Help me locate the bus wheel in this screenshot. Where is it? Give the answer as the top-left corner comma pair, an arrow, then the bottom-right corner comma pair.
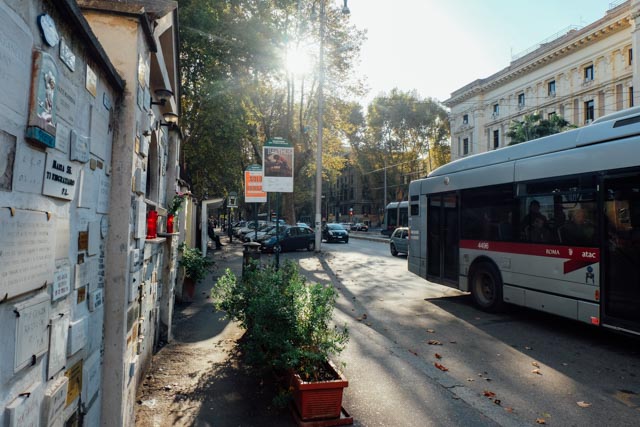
470,262 -> 504,312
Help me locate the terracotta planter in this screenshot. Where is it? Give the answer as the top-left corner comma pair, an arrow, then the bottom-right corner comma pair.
290,360 -> 348,421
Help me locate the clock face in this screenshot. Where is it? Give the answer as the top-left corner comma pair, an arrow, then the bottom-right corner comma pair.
38,14 -> 59,47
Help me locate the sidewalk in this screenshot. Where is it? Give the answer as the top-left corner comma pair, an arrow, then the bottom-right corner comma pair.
135,239 -> 294,427
136,233 -> 506,427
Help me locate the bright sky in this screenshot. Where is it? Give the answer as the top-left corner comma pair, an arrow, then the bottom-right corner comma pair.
347,0 -> 615,104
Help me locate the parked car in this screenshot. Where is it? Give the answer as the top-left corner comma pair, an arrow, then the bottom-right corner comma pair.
351,223 -> 368,231
322,223 -> 349,243
261,225 -> 315,252
389,227 -> 409,256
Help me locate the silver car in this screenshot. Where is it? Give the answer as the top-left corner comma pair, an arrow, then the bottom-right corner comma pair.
389,227 -> 409,256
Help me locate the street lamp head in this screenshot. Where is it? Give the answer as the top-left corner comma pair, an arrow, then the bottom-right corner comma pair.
341,0 -> 350,14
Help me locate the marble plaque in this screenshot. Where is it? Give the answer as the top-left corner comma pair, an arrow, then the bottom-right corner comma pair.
43,376 -> 68,425
97,174 -> 110,213
85,64 -> 96,97
90,106 -> 110,161
82,351 -> 100,403
0,2 -> 33,116
87,307 -> 103,355
67,317 -> 87,356
129,270 -> 141,303
65,359 -> 83,407
135,199 -> 146,240
0,129 -> 16,191
70,130 -> 90,163
14,294 -> 50,372
54,121 -> 70,154
43,151 -> 78,200
77,168 -> 98,209
26,51 -> 58,148
47,312 -> 69,378
74,258 -> 97,290
88,220 -> 100,256
133,167 -> 145,194
0,209 -> 56,299
59,39 -> 76,71
6,382 -> 42,427
55,78 -> 77,127
13,144 -> 45,194
54,218 -> 70,261
88,288 -> 103,311
52,263 -> 71,301
130,249 -> 142,272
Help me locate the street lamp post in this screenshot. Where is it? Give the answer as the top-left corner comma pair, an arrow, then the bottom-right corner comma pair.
315,0 -> 349,252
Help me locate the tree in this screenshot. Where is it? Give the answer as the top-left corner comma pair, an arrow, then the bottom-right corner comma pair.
506,113 -> 575,145
178,0 -> 365,223
360,90 -> 449,207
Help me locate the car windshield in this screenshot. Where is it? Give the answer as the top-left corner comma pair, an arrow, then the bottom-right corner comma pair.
327,224 -> 345,230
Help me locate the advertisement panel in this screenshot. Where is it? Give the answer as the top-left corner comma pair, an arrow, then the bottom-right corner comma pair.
244,164 -> 267,203
262,137 -> 293,193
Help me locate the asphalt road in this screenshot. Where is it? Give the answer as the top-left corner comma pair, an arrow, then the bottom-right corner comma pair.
275,236 -> 640,426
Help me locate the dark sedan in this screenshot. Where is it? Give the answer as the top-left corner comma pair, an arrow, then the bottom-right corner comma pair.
261,225 -> 315,252
322,223 -> 349,243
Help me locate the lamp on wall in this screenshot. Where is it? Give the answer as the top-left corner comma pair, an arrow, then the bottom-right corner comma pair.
151,88 -> 174,106
159,112 -> 179,128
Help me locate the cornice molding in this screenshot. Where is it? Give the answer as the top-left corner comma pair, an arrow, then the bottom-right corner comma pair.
445,8 -> 631,108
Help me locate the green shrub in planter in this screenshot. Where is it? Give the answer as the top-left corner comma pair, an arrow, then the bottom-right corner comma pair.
178,243 -> 213,283
212,261 -> 348,381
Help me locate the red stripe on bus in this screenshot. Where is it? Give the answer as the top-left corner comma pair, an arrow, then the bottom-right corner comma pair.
460,240 -> 599,274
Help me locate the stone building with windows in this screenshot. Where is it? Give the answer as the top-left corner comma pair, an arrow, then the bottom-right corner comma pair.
445,0 -> 638,160
0,1 -> 182,426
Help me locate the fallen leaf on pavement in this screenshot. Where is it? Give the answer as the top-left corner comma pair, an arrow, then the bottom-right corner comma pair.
536,418 -> 546,424
427,340 -> 442,345
355,317 -> 362,321
426,328 -> 435,333
532,369 -> 542,375
449,341 -> 457,344
577,401 -> 592,408
494,399 -> 501,405
483,390 -> 496,398
435,353 -> 442,359
532,362 -> 540,368
362,313 -> 368,319
505,407 -> 514,413
434,362 -> 449,372
525,346 -> 533,350
467,378 -> 474,382
408,349 -> 418,356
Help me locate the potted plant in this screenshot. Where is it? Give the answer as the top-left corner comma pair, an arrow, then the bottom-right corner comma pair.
178,243 -> 213,299
212,261 -> 349,421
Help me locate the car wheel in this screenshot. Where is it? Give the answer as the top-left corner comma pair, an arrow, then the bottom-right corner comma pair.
470,262 -> 505,312
390,243 -> 398,256
344,238 -> 349,243
274,243 -> 282,253
307,240 -> 315,251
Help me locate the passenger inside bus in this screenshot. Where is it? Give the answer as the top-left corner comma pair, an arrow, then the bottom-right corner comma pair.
527,216 -> 553,243
558,206 -> 596,246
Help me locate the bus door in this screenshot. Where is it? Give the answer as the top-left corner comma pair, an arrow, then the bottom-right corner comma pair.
427,192 -> 459,283
601,173 -> 640,333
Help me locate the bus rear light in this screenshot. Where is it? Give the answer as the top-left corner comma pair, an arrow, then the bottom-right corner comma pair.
590,316 -> 600,326
595,290 -> 600,301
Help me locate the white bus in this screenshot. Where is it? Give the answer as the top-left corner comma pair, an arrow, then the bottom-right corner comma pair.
408,107 -> 640,335
382,201 -> 408,235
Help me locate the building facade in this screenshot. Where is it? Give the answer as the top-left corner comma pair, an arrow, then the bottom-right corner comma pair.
445,0 -> 639,160
0,1 -> 182,426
